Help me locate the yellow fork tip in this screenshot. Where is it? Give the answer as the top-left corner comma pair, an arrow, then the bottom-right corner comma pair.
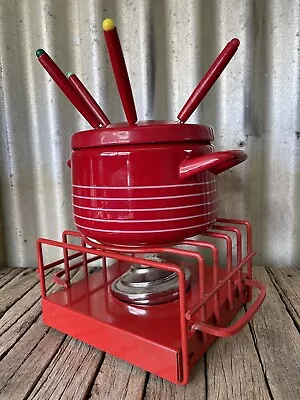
103,18 -> 115,31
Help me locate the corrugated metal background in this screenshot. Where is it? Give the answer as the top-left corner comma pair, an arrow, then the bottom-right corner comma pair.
0,0 -> 299,268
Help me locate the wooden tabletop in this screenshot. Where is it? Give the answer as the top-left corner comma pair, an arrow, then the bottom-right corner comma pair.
0,266 -> 299,399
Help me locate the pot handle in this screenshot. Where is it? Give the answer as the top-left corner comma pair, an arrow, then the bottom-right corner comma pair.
179,150 -> 247,180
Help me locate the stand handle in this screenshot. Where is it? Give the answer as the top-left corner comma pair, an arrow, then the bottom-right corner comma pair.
191,278 -> 266,338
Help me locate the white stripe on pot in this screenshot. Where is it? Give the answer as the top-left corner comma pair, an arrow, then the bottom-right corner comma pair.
75,221 -> 214,234
73,208 -> 217,223
72,181 -> 216,190
72,190 -> 216,201
72,198 -> 218,212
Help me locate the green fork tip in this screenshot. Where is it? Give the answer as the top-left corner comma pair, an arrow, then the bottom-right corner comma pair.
36,49 -> 45,57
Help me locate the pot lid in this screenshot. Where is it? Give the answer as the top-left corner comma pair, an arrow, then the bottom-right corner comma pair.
71,120 -> 214,149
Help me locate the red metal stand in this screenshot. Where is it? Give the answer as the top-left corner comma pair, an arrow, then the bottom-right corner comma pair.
37,218 -> 265,385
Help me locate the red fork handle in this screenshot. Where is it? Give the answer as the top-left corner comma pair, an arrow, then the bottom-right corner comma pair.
191,278 -> 266,338
177,38 -> 240,123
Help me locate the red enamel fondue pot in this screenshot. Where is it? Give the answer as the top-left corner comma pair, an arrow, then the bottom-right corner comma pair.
70,121 -> 247,245
36,20 -> 245,246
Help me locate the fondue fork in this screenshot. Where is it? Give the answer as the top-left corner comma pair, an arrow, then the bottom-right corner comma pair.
177,38 -> 240,123
103,18 -> 137,125
68,72 -> 110,127
36,49 -> 102,128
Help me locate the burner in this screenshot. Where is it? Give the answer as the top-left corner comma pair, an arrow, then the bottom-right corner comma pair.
111,254 -> 191,305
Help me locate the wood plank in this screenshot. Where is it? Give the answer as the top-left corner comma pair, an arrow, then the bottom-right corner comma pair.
0,267 -> 22,279
0,266 -> 99,399
0,314 -> 64,392
0,269 -> 52,337
0,299 -> 44,360
0,262 -> 90,322
206,309 -> 271,400
0,319 -> 65,400
28,337 -> 103,400
0,267 -> 15,277
0,267 -> 25,290
0,268 -> 82,359
90,354 -> 147,400
145,359 -> 206,399
267,268 -> 300,328
0,268 -> 86,398
0,268 -> 37,317
249,268 -> 300,399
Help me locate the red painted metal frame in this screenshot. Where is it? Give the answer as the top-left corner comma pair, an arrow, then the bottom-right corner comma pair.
37,218 -> 265,384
